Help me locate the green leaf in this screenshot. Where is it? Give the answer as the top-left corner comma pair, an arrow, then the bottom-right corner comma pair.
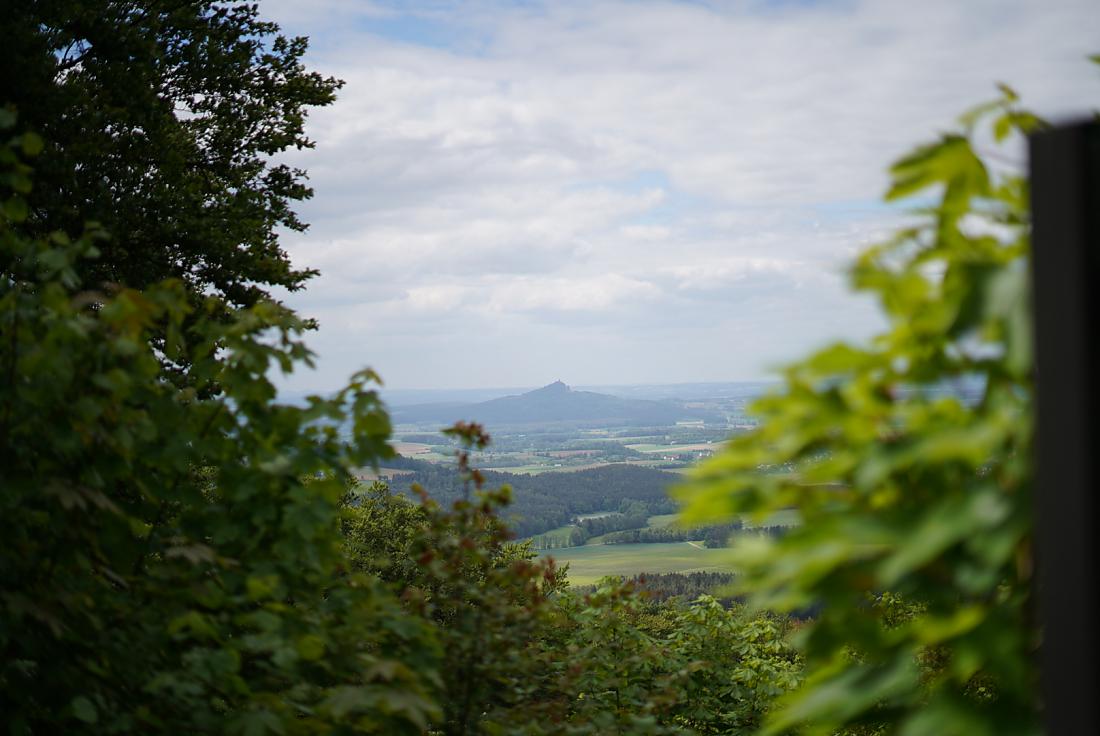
878,488 -> 1009,585
886,135 -> 989,209
322,686 -> 380,718
2,196 -> 28,222
229,709 -> 285,736
296,634 -> 325,661
21,132 -> 44,157
246,574 -> 281,601
995,82 -> 1019,102
71,696 -> 97,724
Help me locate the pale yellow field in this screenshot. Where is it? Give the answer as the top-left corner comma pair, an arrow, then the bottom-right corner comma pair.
542,542 -> 733,586
391,442 -> 432,455
626,442 -> 724,454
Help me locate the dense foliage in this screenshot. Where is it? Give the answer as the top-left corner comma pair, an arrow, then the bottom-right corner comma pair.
342,471 -> 805,736
1,1 -> 340,307
0,115 -> 441,733
679,87 -> 1046,735
512,587 -> 801,735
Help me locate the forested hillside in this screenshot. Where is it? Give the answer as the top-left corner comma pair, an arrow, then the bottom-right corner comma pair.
385,458 -> 677,536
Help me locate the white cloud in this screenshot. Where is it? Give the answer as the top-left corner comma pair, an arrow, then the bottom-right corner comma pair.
260,0 -> 1100,391
482,272 -> 662,313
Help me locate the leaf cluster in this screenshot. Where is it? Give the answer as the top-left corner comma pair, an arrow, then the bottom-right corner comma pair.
0,117 -> 439,734
677,86 -> 1047,735
2,1 -> 341,307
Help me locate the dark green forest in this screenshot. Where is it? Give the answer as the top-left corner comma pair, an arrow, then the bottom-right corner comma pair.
598,522 -> 762,548
385,458 -> 678,537
1,2 -> 1083,734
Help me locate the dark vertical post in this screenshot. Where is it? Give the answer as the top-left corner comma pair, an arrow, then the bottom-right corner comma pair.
1029,121 -> 1100,735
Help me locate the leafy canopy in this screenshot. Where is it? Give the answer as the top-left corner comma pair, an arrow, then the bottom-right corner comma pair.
1,1 -> 340,307
0,113 -> 440,734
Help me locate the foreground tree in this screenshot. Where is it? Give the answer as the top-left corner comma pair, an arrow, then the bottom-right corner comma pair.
0,117 -> 439,734
1,1 -> 340,307
679,86 -> 1048,735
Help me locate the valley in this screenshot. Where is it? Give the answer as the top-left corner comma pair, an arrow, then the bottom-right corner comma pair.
384,380 -> 764,475
372,380 -> 796,584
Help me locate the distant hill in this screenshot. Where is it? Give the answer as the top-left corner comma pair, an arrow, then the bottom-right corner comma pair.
391,380 -> 718,427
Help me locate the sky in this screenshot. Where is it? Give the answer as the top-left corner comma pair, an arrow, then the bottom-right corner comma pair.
261,0 -> 1099,392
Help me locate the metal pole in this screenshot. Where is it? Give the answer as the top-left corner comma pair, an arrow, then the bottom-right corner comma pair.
1029,120 -> 1099,735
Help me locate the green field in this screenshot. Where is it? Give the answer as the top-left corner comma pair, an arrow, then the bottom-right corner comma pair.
742,508 -> 801,528
623,443 -> 666,452
490,464 -> 559,475
529,524 -> 581,546
642,509 -> 801,529
540,541 -> 733,586
491,461 -> 619,475
576,511 -> 618,521
646,513 -> 679,528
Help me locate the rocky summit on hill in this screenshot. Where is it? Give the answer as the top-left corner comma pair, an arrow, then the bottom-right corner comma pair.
391,381 -> 718,427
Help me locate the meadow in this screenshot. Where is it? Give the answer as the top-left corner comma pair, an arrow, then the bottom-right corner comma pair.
530,524 -> 580,546
528,509 -> 798,552
491,460 -> 614,475
743,508 -> 801,528
646,513 -> 679,528
539,541 -> 733,586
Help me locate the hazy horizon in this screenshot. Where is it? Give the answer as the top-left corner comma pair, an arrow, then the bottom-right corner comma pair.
280,377 -> 782,407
